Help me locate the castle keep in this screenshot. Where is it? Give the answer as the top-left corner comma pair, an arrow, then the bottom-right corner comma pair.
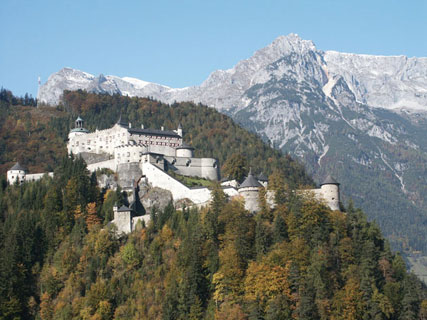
68,117 -> 219,181
7,116 -> 341,235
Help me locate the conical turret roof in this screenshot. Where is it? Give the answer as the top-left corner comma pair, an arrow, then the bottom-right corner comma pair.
320,175 -> 340,186
239,169 -> 263,189
10,162 -> 27,171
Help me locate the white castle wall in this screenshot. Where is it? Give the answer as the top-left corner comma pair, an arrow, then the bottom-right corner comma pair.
297,185 -> 340,211
222,186 -> 239,198
142,162 -> 211,205
164,156 -> 219,181
7,169 -> 26,184
7,170 -> 54,185
87,159 -> 116,172
114,144 -> 148,166
319,184 -> 340,211
26,172 -> 54,182
176,148 -> 193,158
68,123 -> 184,158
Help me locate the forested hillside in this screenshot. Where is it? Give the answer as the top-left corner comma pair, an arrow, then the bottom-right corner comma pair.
1,156 -> 426,319
0,90 -> 426,319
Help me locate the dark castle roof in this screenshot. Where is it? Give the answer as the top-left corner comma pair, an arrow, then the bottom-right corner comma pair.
239,169 -> 263,189
118,205 -> 133,212
10,162 -> 27,171
116,115 -> 181,138
70,127 -> 89,133
257,172 -> 268,182
176,143 -> 194,150
320,175 -> 340,186
127,127 -> 181,138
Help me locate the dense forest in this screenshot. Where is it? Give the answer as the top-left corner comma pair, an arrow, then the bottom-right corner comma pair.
0,90 -> 426,319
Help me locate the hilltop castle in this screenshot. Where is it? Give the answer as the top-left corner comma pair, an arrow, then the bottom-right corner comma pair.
7,116 -> 341,235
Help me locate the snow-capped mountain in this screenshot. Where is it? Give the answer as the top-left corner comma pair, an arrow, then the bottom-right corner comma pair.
39,34 -> 427,262
38,68 -> 172,106
39,34 -> 427,112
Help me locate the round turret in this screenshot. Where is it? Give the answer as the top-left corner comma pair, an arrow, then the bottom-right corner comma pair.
176,143 -> 194,158
238,169 -> 263,213
68,116 -> 89,140
320,175 -> 340,211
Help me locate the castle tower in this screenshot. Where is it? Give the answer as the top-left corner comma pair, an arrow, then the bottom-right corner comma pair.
176,143 -> 194,158
67,116 -> 89,154
319,175 -> 340,211
238,169 -> 263,213
7,162 -> 27,185
176,123 -> 183,137
68,116 -> 89,140
113,204 -> 133,234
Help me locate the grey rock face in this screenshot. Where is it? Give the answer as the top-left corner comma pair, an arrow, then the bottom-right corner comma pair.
117,163 -> 142,190
140,187 -> 173,214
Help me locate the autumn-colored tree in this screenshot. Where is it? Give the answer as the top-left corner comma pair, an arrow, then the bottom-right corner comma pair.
40,292 -> 53,320
244,261 -> 291,312
215,301 -> 247,320
85,202 -> 101,230
222,153 -> 248,183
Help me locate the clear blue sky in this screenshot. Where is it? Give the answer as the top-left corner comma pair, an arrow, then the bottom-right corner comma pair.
1,0 -> 426,97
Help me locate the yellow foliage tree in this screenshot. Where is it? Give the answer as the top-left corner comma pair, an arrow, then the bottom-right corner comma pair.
244,261 -> 291,311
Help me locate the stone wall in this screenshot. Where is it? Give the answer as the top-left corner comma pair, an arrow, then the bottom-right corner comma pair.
87,159 -> 116,172
26,172 -> 54,182
297,186 -> 340,211
164,156 -> 219,181
142,162 -> 211,205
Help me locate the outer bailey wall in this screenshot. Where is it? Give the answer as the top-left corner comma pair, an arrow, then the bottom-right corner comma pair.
297,186 -> 340,211
142,162 -> 211,204
165,156 -> 219,181
26,172 -> 54,181
87,159 -> 116,172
